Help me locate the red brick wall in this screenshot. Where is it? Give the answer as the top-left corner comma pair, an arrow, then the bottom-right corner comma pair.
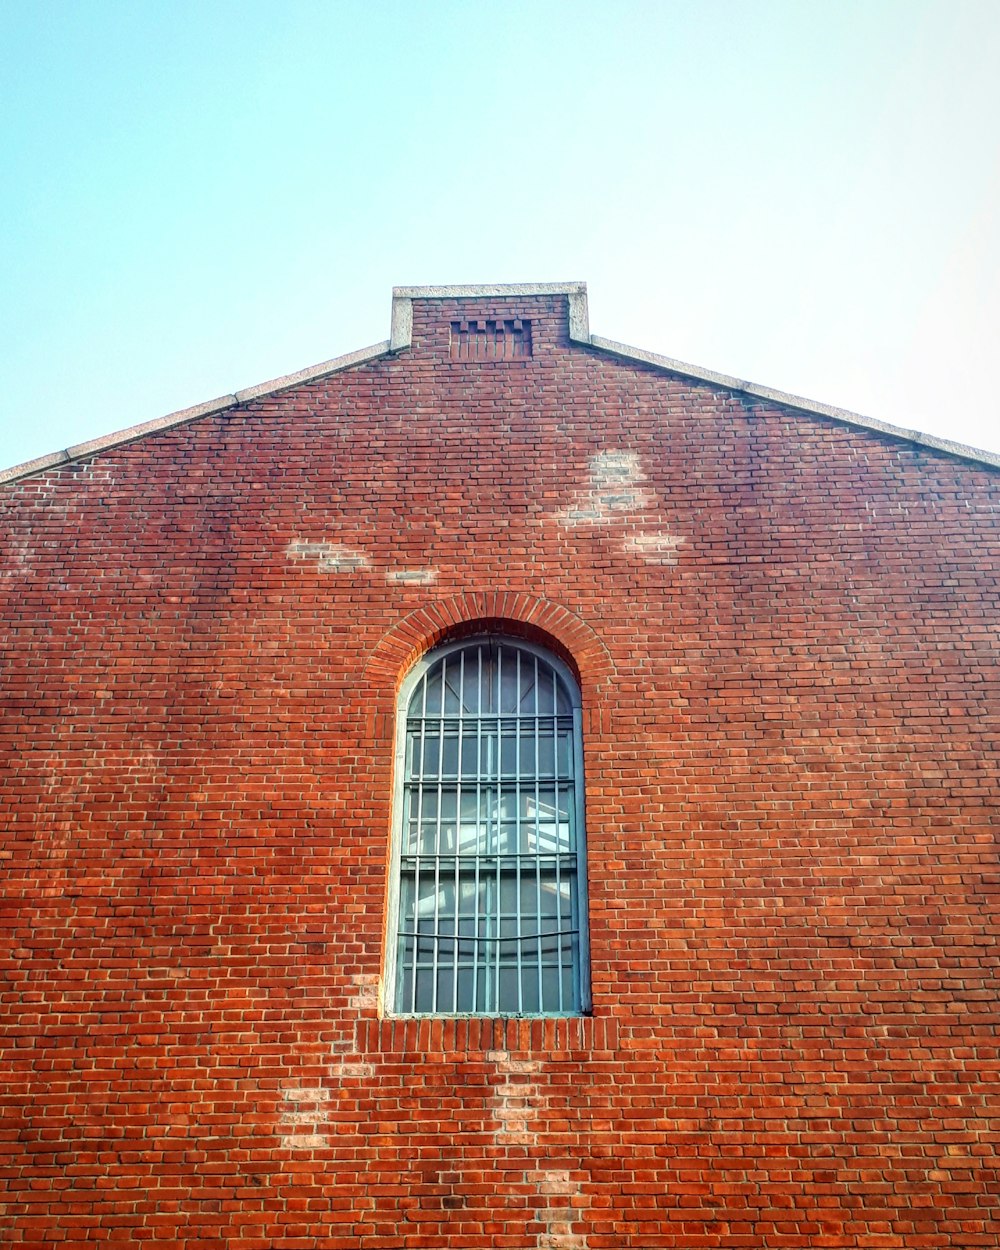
2,292 -> 998,1248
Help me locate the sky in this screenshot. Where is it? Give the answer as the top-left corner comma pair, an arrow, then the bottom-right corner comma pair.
2,0 -> 999,473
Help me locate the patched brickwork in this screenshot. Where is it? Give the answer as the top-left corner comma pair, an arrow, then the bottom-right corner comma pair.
1,289 -> 999,1248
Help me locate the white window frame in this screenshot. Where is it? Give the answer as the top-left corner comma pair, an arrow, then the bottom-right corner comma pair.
383,635 -> 591,1017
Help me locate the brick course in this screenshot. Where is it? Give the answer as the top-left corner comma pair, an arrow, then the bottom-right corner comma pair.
1,290 -> 998,1247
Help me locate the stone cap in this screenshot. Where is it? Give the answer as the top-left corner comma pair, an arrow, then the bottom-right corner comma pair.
389,283 -> 590,350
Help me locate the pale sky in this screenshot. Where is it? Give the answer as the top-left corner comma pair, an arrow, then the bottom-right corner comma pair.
2,0 -> 998,472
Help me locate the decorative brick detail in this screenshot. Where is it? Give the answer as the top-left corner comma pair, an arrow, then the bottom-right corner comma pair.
450,317 -> 532,360
363,592 -> 615,693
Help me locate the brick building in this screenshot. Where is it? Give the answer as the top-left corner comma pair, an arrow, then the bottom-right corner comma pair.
1,283 -> 998,1248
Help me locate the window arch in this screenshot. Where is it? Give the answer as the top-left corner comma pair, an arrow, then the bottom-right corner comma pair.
386,635 -> 590,1016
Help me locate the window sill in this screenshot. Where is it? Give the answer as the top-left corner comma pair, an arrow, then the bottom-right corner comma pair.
356,1015 -> 617,1057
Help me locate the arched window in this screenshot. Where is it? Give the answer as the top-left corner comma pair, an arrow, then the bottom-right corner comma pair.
386,636 -> 589,1016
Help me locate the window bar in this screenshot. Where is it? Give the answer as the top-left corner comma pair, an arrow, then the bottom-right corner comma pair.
552,662 -> 564,1014
410,685 -> 422,1015
453,645 -> 465,1011
415,669 -> 428,1014
472,644 -> 483,1013
492,646 -> 502,1012
432,657 -> 447,1012
533,656 -> 545,1012
509,648 -> 524,1015
410,668 -> 430,1013
507,646 -> 515,1011
572,701 -> 586,1012
399,784 -> 410,1012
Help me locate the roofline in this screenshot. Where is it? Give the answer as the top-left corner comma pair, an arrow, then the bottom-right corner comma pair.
587,336 -> 1000,470
2,282 -> 998,486
0,340 -> 391,486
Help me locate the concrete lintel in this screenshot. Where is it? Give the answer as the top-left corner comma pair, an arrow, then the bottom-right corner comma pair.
588,335 -> 1000,471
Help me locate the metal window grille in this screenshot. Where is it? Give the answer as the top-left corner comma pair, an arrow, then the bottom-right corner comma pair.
389,637 -> 588,1015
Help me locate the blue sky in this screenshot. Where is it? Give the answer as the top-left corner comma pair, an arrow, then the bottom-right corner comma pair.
2,0 -> 998,471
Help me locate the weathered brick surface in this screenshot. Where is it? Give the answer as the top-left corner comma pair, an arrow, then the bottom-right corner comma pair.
1,292 -> 998,1247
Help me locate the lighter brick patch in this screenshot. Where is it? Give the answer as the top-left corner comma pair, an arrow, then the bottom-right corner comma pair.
387,568 -> 438,585
280,1085 -> 330,1104
496,1056 -> 543,1074
329,1061 -> 375,1079
280,1108 -> 327,1126
555,451 -> 683,569
491,1055 -> 545,1145
535,1166 -> 589,1249
557,450 -> 653,526
348,972 -> 380,1011
487,1062 -> 590,1245
538,1170 -> 572,1194
286,539 -> 370,572
591,449 -> 642,484
0,534 -> 35,580
625,531 -> 685,563
282,1132 -> 328,1149
278,1085 -> 330,1149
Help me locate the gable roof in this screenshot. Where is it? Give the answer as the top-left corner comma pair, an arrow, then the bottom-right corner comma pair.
2,282 -> 998,487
